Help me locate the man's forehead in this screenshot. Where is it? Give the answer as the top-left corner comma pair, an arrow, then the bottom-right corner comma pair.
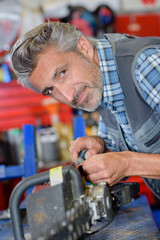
29,51 -> 72,90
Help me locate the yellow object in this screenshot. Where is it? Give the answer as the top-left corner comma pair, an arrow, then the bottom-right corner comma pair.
54,122 -> 73,162
0,68 -> 4,82
49,166 -> 63,186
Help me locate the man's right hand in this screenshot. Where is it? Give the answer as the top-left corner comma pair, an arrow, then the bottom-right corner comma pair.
69,135 -> 107,166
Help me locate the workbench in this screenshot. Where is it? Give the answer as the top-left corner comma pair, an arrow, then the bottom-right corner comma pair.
0,195 -> 159,240
90,194 -> 160,240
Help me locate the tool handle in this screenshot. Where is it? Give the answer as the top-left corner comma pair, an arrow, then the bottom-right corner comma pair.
76,148 -> 88,165
78,148 -> 88,160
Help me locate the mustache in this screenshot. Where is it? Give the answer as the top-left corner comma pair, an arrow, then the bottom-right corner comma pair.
71,86 -> 86,106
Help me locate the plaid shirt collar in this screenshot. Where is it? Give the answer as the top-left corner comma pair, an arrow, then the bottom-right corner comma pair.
96,35 -> 125,110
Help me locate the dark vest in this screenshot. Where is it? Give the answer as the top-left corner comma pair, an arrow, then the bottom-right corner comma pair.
97,34 -> 160,199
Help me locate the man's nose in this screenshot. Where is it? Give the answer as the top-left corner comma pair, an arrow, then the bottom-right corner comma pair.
55,83 -> 75,103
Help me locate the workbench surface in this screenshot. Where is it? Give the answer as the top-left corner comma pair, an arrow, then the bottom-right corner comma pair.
0,195 -> 160,240
90,194 -> 160,240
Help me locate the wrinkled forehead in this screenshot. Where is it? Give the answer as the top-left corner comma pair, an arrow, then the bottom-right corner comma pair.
28,49 -> 76,91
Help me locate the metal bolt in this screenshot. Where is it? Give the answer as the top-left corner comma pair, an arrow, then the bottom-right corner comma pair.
68,223 -> 74,232
50,229 -> 56,235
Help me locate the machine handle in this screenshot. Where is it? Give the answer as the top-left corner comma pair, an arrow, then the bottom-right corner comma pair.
9,165 -> 83,240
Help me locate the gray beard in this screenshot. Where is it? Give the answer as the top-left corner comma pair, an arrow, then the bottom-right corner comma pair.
71,53 -> 103,112
72,84 -> 102,112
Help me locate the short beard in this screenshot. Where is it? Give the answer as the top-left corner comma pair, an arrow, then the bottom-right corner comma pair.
71,52 -> 103,112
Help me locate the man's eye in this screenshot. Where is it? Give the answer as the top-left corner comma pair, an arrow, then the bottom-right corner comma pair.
46,87 -> 54,95
60,70 -> 66,78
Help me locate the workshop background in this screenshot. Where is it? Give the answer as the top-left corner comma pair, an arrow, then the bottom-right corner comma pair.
0,0 -> 160,230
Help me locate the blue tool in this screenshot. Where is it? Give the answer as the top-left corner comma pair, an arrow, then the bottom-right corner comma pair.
76,148 -> 88,165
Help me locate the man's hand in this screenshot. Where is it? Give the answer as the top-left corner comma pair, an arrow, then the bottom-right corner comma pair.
70,136 -> 160,186
80,151 -> 130,186
69,136 -> 107,165
70,135 -> 129,185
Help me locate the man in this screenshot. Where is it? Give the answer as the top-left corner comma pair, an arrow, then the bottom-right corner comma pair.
11,21 -> 160,199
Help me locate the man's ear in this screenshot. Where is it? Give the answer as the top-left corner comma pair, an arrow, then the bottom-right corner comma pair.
77,35 -> 94,59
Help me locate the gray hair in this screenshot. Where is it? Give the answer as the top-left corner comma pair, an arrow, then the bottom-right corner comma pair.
11,21 -> 96,92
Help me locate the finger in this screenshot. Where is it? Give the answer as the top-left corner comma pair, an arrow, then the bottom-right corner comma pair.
83,166 -> 107,180
85,174 -> 116,186
81,153 -> 106,171
81,156 -> 99,172
71,151 -> 79,164
90,174 -> 120,186
85,148 -> 100,159
84,172 -> 111,184
70,136 -> 104,155
69,140 -> 80,153
69,138 -> 89,161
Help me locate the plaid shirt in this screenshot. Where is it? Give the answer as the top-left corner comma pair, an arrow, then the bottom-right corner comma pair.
96,37 -> 160,152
